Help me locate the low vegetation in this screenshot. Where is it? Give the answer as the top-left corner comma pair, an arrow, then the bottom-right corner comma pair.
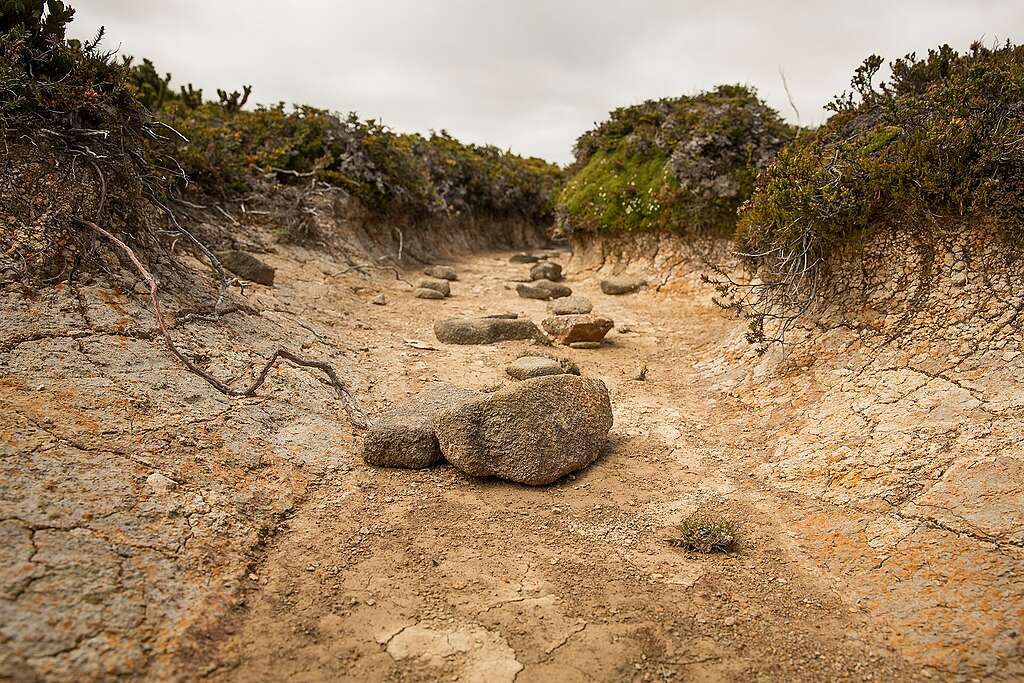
669,512 -> 739,554
556,85 -> 795,238
1,1 -> 561,282
719,41 -> 1024,346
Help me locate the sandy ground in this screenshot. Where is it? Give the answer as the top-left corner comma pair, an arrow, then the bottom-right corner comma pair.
2,242 -> 1021,682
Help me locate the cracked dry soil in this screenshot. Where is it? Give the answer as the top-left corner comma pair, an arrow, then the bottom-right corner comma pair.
1,241 -> 1022,682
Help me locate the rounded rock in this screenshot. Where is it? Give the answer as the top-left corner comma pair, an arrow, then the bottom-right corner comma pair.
416,278 -> 451,297
547,296 -> 593,315
506,356 -> 566,380
435,374 -> 613,485
529,262 -> 563,282
424,265 -> 458,281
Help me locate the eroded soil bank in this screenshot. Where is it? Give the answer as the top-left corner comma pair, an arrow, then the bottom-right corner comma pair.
2,227 -> 1022,681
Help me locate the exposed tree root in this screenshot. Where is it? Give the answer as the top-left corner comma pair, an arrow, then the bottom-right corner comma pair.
76,218 -> 369,430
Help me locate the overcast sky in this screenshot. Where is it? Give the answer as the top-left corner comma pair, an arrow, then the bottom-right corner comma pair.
71,1 -> 1023,165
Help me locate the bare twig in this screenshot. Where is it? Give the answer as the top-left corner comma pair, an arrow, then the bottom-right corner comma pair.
778,66 -> 802,140
76,218 -> 368,430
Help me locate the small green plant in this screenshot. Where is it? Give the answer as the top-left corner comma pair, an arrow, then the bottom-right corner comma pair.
669,513 -> 739,553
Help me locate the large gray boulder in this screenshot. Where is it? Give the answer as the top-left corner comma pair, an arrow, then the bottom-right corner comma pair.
434,317 -> 543,345
542,315 -> 614,345
600,276 -> 645,295
217,250 -> 275,286
435,375 -> 613,485
516,279 -> 572,301
547,296 -> 593,315
416,277 -> 451,297
363,383 -> 480,469
424,265 -> 458,281
529,262 -> 563,282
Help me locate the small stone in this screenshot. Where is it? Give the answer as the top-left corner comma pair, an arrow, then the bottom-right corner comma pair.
415,278 -> 451,297
517,279 -> 572,300
362,383 -> 480,469
506,356 -> 566,380
146,472 -> 178,491
530,262 -> 563,282
569,341 -> 602,349
600,276 -> 645,295
434,318 -> 544,345
483,313 -> 519,319
424,265 -> 458,281
371,293 -> 387,306
542,315 -> 614,345
216,250 -> 275,286
414,288 -> 445,300
548,296 -> 593,315
509,253 -> 539,263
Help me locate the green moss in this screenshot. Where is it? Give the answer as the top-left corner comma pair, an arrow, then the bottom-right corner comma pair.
559,147 -> 677,233
558,85 -> 795,237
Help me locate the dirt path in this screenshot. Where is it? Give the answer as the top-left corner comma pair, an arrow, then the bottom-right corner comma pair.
5,243 -> 1020,682
179,249 -> 925,682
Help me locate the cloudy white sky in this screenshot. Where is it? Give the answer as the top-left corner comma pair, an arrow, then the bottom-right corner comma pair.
71,1 -> 1023,165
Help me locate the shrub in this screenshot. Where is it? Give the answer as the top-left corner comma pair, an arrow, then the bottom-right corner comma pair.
729,41 -> 1024,346
1,0 -> 171,280
2,6 -> 560,281
155,92 -> 560,224
557,85 -> 795,237
669,512 -> 739,553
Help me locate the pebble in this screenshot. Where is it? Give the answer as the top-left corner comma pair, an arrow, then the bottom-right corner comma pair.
146,472 -> 178,491
569,341 -> 602,349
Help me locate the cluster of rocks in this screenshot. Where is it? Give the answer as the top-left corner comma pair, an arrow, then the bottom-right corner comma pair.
363,364 -> 613,485
414,265 -> 458,300
534,294 -> 614,348
515,260 -> 572,301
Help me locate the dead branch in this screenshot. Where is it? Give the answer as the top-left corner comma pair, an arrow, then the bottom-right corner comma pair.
76,218 -> 368,430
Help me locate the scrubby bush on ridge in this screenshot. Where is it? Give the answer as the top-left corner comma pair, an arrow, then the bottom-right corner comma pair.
721,41 -> 1024,347
736,41 -> 1024,257
1,1 -> 562,283
556,85 -> 795,238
